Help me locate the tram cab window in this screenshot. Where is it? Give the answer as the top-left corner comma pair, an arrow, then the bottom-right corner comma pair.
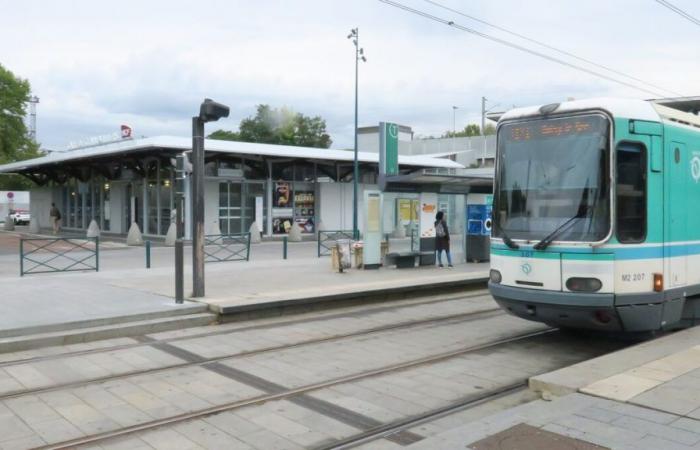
616,142 -> 646,243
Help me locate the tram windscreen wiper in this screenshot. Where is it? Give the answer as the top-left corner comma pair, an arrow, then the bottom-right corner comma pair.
498,226 -> 519,249
533,207 -> 588,251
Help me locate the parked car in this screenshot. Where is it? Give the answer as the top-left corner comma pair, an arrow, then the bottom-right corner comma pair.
9,209 -> 30,225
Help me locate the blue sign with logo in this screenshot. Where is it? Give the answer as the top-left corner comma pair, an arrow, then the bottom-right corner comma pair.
467,204 -> 492,236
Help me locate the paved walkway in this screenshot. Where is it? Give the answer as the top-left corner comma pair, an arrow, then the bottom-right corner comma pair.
410,325 -> 700,449
0,229 -> 488,334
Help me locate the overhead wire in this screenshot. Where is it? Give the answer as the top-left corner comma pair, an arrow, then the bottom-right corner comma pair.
378,0 -> 674,98
423,0 -> 683,97
655,0 -> 700,27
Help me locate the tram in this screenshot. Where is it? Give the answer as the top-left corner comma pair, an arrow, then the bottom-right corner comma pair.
488,97 -> 700,332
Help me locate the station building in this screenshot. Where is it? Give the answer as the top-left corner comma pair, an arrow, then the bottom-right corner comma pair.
0,135 -> 486,240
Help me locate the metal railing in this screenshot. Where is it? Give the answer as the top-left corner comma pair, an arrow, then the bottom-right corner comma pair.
318,230 -> 354,257
20,237 -> 99,276
204,233 -> 251,263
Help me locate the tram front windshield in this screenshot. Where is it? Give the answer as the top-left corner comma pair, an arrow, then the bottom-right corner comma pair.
494,114 -> 610,242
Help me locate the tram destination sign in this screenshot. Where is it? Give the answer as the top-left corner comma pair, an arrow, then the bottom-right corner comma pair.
508,115 -> 605,142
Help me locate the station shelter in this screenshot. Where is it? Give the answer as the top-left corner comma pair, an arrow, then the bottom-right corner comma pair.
0,136 -> 472,240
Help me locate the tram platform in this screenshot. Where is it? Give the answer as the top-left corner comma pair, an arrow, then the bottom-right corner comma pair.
408,325 -> 700,449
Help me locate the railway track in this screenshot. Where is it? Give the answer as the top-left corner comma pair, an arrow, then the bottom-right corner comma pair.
0,289 -> 493,369
37,328 -> 556,450
318,383 -> 528,449
0,304 -> 505,401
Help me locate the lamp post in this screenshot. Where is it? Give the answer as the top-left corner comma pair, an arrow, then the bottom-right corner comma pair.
348,28 -> 366,240
480,97 -> 501,165
191,98 -> 230,298
452,106 -> 458,153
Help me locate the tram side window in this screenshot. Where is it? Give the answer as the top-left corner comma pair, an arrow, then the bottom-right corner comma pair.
616,142 -> 646,243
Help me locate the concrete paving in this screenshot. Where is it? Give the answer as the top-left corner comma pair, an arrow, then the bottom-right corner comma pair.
407,393 -> 700,450
405,324 -> 700,449
0,229 -> 487,343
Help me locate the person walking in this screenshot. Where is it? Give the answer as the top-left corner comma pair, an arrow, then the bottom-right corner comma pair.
435,211 -> 453,268
49,203 -> 61,234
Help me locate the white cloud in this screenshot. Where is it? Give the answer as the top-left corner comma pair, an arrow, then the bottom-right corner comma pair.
1,0 -> 698,149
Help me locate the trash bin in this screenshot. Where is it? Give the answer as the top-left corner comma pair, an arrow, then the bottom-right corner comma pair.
353,241 -> 363,269
336,239 -> 352,271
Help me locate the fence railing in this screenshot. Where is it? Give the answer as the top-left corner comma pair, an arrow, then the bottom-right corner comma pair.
318,230 -> 354,257
20,237 -> 99,276
204,233 -> 251,263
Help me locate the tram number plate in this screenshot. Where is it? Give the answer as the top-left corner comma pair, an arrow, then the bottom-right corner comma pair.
621,273 -> 645,282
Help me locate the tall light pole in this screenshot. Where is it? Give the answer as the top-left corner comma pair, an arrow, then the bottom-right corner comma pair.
348,28 -> 366,240
480,97 -> 499,166
452,106 -> 458,152
191,98 -> 229,298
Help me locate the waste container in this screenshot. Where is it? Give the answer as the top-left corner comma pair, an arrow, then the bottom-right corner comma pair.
336,239 -> 352,271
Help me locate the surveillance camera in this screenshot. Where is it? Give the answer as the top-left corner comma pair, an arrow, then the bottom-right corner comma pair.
199,98 -> 230,123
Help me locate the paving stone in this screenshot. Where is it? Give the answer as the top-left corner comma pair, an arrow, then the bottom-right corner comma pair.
574,406 -> 624,424
0,434 -> 47,450
0,414 -> 36,442
204,411 -> 263,437
173,419 -> 253,450
594,398 -> 679,424
5,395 -> 62,425
672,418 -> 700,434
612,415 -> 700,446
236,429 -> 305,450
137,428 -> 204,450
631,434 -> 697,450
30,417 -> 84,443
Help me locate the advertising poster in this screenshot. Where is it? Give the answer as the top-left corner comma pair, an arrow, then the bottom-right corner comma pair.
397,199 -> 412,224
272,181 -> 293,234
294,191 -> 315,233
419,193 -> 438,238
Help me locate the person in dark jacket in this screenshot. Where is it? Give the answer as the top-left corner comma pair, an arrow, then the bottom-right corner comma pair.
434,211 -> 453,267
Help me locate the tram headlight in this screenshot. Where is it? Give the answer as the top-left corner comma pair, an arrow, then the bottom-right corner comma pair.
566,277 -> 602,292
490,269 -> 502,284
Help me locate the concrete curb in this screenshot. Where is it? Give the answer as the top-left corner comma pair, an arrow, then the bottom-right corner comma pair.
0,303 -> 208,339
207,274 -> 489,316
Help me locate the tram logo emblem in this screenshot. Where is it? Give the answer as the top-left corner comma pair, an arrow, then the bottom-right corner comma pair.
520,262 -> 532,275
691,155 -> 700,183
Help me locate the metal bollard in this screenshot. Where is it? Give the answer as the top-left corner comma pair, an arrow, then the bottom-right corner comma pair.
283,236 -> 288,259
145,240 -> 151,269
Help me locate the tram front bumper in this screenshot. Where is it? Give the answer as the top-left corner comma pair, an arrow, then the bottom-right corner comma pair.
488,282 -> 623,331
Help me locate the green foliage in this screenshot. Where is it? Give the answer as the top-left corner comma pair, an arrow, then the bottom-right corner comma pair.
208,104 -> 332,148
0,64 -> 40,190
443,122 -> 496,138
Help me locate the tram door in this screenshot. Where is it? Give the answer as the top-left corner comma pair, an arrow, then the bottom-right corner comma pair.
668,142 -> 687,287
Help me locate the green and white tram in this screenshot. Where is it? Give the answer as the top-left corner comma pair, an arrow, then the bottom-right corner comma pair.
489,97 -> 700,332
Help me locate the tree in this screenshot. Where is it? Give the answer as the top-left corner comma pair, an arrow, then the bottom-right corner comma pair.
208,104 -> 332,148
442,122 -> 496,138
0,64 -> 41,190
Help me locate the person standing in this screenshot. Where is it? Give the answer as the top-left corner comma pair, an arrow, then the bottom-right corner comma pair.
434,211 -> 453,268
49,203 -> 61,234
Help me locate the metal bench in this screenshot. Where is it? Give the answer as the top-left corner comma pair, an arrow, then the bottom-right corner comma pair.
385,251 -> 434,269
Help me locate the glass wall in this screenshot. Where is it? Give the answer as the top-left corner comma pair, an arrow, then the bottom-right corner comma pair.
219,181 -> 267,235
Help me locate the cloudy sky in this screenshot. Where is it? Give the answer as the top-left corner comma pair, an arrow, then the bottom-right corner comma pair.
1,0 -> 698,150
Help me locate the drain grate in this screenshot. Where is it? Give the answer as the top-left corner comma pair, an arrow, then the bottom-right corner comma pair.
467,423 -> 609,450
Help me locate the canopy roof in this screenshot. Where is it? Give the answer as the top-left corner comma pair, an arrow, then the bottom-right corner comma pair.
0,135 -> 463,174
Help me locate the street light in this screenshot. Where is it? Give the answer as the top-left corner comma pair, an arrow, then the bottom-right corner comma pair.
191,98 -> 229,298
452,106 -> 458,153
348,27 -> 366,241
480,97 -> 500,166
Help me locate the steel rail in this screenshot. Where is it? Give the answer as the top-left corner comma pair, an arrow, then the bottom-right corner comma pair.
37,328 -> 556,450
0,306 -> 508,402
0,289 -> 493,368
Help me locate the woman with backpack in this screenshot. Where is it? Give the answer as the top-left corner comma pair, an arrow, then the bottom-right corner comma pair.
434,211 -> 453,268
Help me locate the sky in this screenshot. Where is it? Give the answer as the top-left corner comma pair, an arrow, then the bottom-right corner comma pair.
1,0 -> 699,150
